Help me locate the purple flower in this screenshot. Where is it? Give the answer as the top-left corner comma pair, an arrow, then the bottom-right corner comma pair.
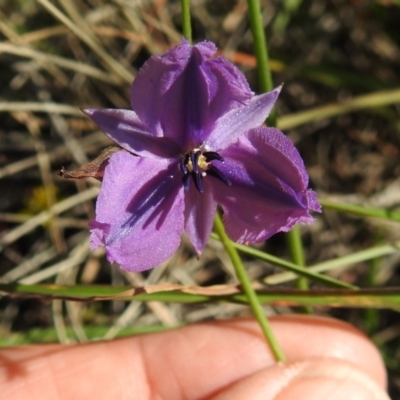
84,40 -> 320,272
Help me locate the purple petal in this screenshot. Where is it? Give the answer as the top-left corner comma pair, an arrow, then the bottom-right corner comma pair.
130,40 -> 253,149
184,179 -> 218,254
211,127 -> 320,243
90,151 -> 184,271
205,87 -> 281,151
83,109 -> 180,159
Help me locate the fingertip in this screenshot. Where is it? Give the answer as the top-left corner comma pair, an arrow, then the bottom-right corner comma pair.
212,359 -> 390,400
268,314 -> 388,389
278,359 -> 390,400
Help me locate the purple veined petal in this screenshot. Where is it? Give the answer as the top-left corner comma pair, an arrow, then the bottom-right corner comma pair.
184,179 -> 218,255
200,54 -> 253,115
217,184 -> 317,244
130,40 -> 253,149
210,127 -> 320,244
83,109 -> 180,159
205,86 -> 282,151
90,150 -> 184,271
187,49 -> 253,145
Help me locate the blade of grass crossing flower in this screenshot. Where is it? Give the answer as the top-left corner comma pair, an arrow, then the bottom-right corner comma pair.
180,0 -> 192,43
213,213 -> 286,362
246,0 -> 273,92
246,0 -> 309,298
246,0 -> 277,127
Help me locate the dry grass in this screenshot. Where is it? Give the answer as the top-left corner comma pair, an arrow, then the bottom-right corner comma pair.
1,0 -> 400,395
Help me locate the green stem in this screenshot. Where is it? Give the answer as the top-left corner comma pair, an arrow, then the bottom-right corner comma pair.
246,0 -> 276,126
286,226 -> 306,285
286,226 -> 312,313
285,226 -> 305,265
180,0 -> 192,43
214,213 -> 285,362
246,0 -> 273,92
364,232 -> 381,333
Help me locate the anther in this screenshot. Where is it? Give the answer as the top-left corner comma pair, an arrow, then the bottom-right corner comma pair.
204,151 -> 224,162
180,149 -> 229,193
180,155 -> 191,190
183,173 -> 191,191
179,155 -> 189,175
192,171 -> 204,193
191,151 -> 201,174
208,165 -> 232,186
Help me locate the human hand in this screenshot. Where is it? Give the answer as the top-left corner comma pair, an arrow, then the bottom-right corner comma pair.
1,315 -> 389,399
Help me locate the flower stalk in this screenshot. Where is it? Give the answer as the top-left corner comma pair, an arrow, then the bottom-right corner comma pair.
214,212 -> 286,362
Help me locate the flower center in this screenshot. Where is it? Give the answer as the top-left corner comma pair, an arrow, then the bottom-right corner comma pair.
179,149 -> 231,193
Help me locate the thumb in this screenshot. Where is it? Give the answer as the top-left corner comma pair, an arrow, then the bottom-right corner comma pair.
212,358 -> 390,400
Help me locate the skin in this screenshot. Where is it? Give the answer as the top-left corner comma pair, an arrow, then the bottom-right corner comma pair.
0,315 -> 389,400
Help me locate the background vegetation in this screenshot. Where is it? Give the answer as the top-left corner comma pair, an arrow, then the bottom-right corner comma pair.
1,0 -> 400,396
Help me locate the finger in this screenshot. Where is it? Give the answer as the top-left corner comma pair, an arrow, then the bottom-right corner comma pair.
137,315 -> 387,399
267,314 -> 387,385
0,315 -> 387,400
212,359 -> 390,400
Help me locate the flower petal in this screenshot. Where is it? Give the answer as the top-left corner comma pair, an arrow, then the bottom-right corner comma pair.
90,151 -> 184,271
184,179 -> 218,254
130,40 -> 253,148
83,109 -> 180,159
205,87 -> 281,151
211,127 -> 320,243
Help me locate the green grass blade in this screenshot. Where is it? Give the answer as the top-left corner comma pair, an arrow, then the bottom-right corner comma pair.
320,199 -> 400,221
210,234 -> 356,289
278,87 -> 400,130
266,242 -> 400,285
2,284 -> 400,309
180,0 -> 192,42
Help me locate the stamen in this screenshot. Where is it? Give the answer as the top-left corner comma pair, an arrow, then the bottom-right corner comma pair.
180,149 -> 229,193
191,151 -> 201,174
192,171 -> 204,193
208,165 -> 232,186
204,151 -> 224,162
183,172 -> 191,191
179,155 -> 189,175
